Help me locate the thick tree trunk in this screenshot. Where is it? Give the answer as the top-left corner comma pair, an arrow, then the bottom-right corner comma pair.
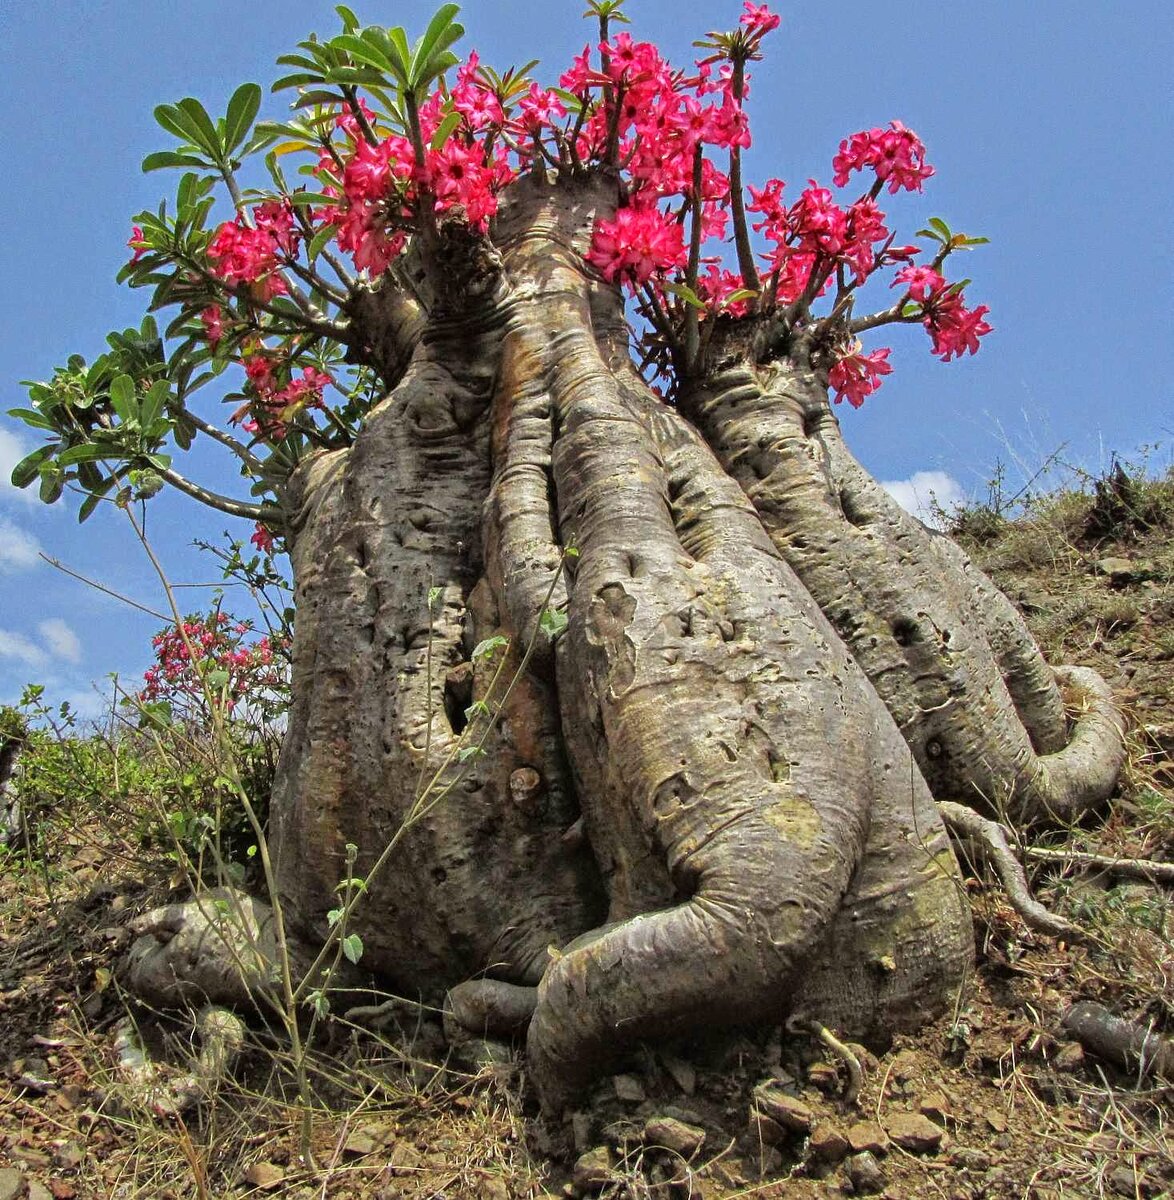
678,344 -> 1124,824
266,176 -> 975,1114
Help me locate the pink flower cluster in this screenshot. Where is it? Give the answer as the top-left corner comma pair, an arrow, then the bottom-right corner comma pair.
230,351 -> 332,443
832,121 -> 935,194
893,266 -> 993,360
207,201 -> 299,300
829,347 -> 893,408
140,612 -> 285,713
585,203 -> 688,287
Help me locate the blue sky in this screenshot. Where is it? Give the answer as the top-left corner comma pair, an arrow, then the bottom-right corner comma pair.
1,1 -> 1171,717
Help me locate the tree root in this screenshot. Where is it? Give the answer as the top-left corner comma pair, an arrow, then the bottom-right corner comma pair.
112,1006 -> 247,1117
938,801 -> 1090,944
1024,846 -> 1174,887
1062,1000 -> 1174,1081
786,1015 -> 864,1106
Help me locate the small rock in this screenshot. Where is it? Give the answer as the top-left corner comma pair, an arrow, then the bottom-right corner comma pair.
1052,1042 -> 1084,1073
950,1147 -> 992,1172
642,1116 -> 705,1158
748,1111 -> 786,1147
889,1048 -> 920,1082
342,1131 -> 378,1157
659,1049 -> 696,1095
570,1111 -> 593,1154
612,1074 -> 645,1103
0,1168 -> 24,1200
992,1133 -> 1014,1151
477,1178 -> 510,1200
52,1141 -> 85,1170
809,1122 -> 851,1164
984,1108 -> 1008,1133
27,1183 -> 53,1200
243,1162 -> 286,1191
572,1147 -> 615,1193
753,1086 -> 814,1133
846,1121 -> 889,1155
807,1060 -> 840,1091
845,1151 -> 888,1195
1094,557 -> 1136,582
886,1112 -> 944,1153
919,1090 -> 954,1123
1108,1166 -> 1141,1197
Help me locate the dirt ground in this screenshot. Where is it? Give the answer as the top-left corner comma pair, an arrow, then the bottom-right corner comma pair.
2,474 -> 1171,1199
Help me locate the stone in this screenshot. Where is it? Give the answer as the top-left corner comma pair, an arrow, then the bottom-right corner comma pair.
242,1162 -> 286,1191
477,1178 -> 510,1200
0,1168 -> 25,1200
659,1049 -> 696,1095
918,1090 -> 954,1123
572,1147 -> 615,1193
748,1111 -> 786,1147
845,1151 -> 888,1194
1052,1042 -> 1084,1073
886,1112 -> 944,1153
612,1074 -> 645,1103
753,1086 -> 814,1133
28,1183 -> 54,1200
950,1147 -> 992,1172
809,1122 -> 851,1164
846,1121 -> 889,1155
1094,557 -> 1136,582
1108,1166 -> 1142,1197
570,1111 -> 593,1154
342,1131 -> 378,1157
806,1061 -> 840,1091
642,1117 -> 705,1158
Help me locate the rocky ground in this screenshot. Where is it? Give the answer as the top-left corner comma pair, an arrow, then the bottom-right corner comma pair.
1,466 -> 1171,1199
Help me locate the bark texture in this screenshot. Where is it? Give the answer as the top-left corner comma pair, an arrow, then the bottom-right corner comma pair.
679,346 -> 1124,824
249,175 -> 1118,1115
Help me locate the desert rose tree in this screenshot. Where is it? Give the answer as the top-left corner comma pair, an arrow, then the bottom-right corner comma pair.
10,2 -> 1124,1112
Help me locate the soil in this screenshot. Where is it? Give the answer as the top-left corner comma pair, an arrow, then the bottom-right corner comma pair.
1,476 -> 1171,1199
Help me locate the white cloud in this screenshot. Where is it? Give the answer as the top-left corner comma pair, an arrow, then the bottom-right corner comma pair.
881,470 -> 967,529
0,516 -> 42,572
0,427 -> 40,506
0,628 -> 48,669
38,618 -> 82,664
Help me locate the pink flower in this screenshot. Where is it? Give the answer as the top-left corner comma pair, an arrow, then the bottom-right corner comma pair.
829,347 -> 893,408
127,226 -> 149,263
586,202 -> 688,288
518,83 -> 567,129
926,298 -> 992,361
832,121 -> 934,193
200,305 -> 223,348
893,264 -> 945,302
250,522 -> 275,554
740,3 -> 781,36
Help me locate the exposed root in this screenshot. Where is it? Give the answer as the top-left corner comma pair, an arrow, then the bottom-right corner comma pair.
939,801 -> 1090,944
112,1006 -> 247,1117
1063,1000 -> 1174,1081
786,1014 -> 864,1106
1023,846 -> 1174,886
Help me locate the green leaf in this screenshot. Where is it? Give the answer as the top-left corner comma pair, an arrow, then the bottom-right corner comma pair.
57,444 -> 111,467
177,97 -> 224,160
38,465 -> 64,504
307,223 -> 338,264
336,5 -> 361,33
224,82 -> 263,155
327,907 -> 344,927
206,668 -> 231,689
409,4 -> 464,91
429,110 -> 462,149
463,699 -> 490,722
142,150 -> 210,172
6,407 -> 56,431
428,585 -> 443,609
457,744 -> 485,763
662,282 -> 706,310
9,445 -> 56,489
341,933 -> 364,964
140,380 -> 171,430
928,216 -> 952,240
540,608 -> 569,639
109,375 -> 140,425
471,635 -> 508,661
330,33 -> 398,78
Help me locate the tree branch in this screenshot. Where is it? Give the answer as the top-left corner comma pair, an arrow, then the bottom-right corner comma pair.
159,466 -> 269,522
181,410 -> 264,474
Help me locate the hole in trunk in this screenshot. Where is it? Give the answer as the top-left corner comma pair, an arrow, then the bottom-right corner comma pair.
892,618 -> 919,647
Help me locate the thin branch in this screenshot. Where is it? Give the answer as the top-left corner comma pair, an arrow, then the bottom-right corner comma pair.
1025,845 -> 1174,887
39,554 -> 170,621
182,410 -> 264,474
159,466 -> 268,522
848,302 -> 920,336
